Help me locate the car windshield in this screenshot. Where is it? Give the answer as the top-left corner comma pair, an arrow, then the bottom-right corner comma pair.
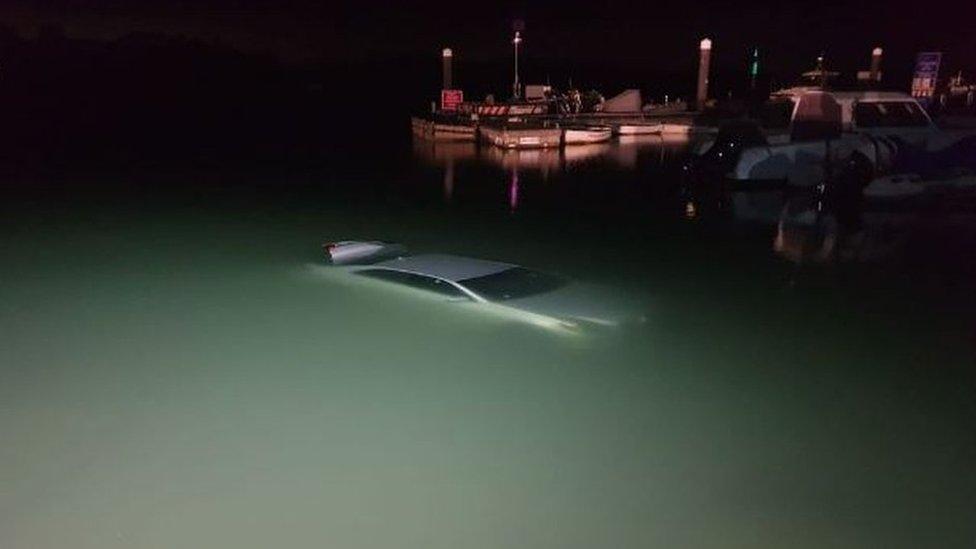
356,269 -> 469,299
461,267 -> 566,301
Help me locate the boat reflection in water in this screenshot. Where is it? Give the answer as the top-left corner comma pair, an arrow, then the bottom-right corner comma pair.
412,139 -> 614,171
412,139 -> 619,210
681,165 -> 976,279
682,183 -> 910,267
771,194 -> 945,270
615,133 -> 689,169
412,132 -> 693,209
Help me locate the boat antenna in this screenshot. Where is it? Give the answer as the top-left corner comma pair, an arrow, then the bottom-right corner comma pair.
817,51 -> 827,89
749,48 -> 760,90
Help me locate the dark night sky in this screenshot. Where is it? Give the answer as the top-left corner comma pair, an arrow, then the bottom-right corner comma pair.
0,1 -> 973,169
2,0 -> 974,91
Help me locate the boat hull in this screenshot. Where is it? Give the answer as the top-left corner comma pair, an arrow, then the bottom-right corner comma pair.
563,127 -> 612,145
613,123 -> 663,135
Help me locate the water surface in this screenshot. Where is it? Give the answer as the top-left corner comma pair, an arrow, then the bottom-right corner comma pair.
2,137 -> 974,548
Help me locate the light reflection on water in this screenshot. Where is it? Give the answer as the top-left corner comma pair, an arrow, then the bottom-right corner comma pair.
412,135 -> 688,173
1,140 -> 975,548
412,135 -> 690,213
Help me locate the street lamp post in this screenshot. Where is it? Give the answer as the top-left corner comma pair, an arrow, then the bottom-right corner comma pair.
512,31 -> 522,100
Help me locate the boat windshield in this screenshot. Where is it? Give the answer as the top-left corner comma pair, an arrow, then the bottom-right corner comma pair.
761,100 -> 795,130
854,101 -> 930,127
461,267 -> 566,301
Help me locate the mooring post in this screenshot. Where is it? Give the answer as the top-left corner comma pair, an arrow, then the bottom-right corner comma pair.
869,47 -> 882,82
442,48 -> 453,90
696,38 -> 712,111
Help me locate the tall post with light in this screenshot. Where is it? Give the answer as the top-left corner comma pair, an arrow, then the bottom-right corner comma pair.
696,38 -> 712,111
442,48 -> 453,90
869,47 -> 883,83
512,31 -> 522,100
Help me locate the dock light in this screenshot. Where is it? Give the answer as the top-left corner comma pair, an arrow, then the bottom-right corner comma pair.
700,38 -> 712,51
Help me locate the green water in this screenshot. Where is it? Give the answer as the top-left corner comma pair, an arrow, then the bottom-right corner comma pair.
1,141 -> 974,548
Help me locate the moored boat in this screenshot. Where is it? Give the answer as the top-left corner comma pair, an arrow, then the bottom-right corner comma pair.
612,122 -> 663,135
563,125 -> 612,145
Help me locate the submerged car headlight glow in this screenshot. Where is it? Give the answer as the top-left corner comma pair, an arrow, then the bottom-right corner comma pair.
476,301 -> 581,335
566,315 -> 618,327
513,310 -> 581,334
556,319 -> 580,332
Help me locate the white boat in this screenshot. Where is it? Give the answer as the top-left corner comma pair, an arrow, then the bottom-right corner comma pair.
659,122 -> 715,135
613,122 -> 663,135
691,90 -> 973,187
563,126 -> 612,145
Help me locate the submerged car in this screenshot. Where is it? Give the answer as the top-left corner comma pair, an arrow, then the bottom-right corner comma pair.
323,241 -> 646,331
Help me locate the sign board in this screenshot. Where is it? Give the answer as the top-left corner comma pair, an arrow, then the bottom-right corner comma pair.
440,89 -> 463,112
911,52 -> 942,102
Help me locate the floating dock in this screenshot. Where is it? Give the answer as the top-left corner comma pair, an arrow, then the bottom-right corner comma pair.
411,110 -> 709,149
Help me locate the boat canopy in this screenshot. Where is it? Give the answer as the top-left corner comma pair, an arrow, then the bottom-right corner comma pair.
601,89 -> 642,113
791,92 -> 842,141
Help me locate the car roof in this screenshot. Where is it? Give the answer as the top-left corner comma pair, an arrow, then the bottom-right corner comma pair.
371,253 -> 516,282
